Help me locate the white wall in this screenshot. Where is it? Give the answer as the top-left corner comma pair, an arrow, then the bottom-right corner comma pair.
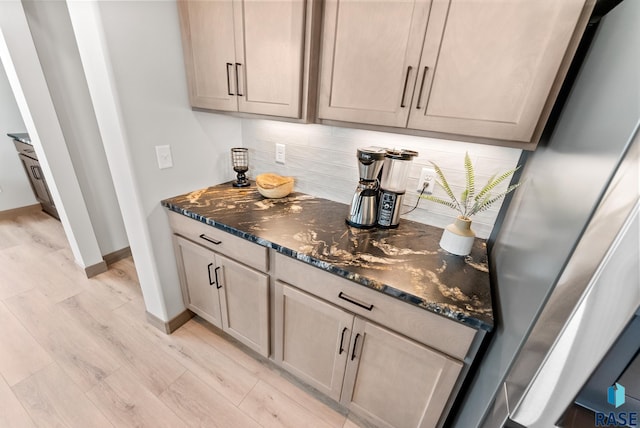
243,120 -> 521,238
0,0 -> 105,272
0,59 -> 36,212
21,0 -> 128,255
68,0 -> 241,321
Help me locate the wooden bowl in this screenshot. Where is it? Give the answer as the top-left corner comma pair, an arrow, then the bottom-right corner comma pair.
256,173 -> 294,198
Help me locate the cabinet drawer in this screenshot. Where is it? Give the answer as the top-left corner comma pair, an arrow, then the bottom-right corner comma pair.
168,211 -> 268,272
13,140 -> 37,158
274,252 -> 476,361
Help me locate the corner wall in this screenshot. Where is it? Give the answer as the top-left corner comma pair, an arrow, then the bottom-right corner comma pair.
0,0 -> 105,272
21,0 -> 128,255
67,0 -> 242,321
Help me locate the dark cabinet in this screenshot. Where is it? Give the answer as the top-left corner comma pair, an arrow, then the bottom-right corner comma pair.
9,135 -> 58,219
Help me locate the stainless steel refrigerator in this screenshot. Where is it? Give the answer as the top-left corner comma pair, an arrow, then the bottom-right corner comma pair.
451,0 -> 640,426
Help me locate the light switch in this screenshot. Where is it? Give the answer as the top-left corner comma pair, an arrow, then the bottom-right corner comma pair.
155,145 -> 173,169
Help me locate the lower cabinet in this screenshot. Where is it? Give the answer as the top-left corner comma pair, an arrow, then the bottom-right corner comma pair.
173,235 -> 269,356
343,318 -> 462,428
13,139 -> 58,219
276,282 -> 353,400
275,281 -> 463,428
168,213 -> 476,427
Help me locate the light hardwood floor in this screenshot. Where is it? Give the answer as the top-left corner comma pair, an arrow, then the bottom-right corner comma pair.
0,211 -> 360,428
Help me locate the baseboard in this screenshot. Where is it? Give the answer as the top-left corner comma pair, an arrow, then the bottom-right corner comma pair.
84,260 -> 108,278
82,247 -> 131,278
0,204 -> 42,220
103,246 -> 132,265
146,309 -> 194,334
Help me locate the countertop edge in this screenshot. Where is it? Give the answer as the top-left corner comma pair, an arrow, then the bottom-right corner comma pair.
162,200 -> 493,332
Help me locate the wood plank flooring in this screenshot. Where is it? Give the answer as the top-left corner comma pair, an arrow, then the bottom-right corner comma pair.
0,211 -> 354,428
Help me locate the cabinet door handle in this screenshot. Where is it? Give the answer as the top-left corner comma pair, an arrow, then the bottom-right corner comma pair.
351,333 -> 361,361
400,66 -> 413,108
207,262 -> 215,286
415,66 -> 429,109
199,234 -> 221,245
30,166 -> 38,180
226,63 -> 235,95
32,165 -> 43,180
235,63 -> 243,96
214,266 -> 222,289
339,327 -> 348,355
338,292 -> 374,311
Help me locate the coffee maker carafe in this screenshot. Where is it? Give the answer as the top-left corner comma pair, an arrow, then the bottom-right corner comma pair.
346,147 -> 387,228
377,149 -> 418,228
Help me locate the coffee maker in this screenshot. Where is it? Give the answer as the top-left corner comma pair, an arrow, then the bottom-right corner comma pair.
377,149 -> 418,228
346,147 -> 387,228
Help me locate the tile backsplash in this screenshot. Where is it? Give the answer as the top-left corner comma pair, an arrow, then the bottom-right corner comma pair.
241,119 -> 522,239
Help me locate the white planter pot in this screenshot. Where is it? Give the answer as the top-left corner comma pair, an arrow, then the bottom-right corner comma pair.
439,216 -> 475,256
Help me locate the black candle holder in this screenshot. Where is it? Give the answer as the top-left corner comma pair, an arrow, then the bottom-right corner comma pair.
231,148 -> 250,187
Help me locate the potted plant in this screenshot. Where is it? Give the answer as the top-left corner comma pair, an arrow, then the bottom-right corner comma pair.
421,152 -> 521,256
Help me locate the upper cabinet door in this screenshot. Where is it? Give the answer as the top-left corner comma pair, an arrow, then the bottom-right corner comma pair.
318,0 -> 433,127
178,0 -> 238,112
234,0 -> 306,118
407,0 -> 587,142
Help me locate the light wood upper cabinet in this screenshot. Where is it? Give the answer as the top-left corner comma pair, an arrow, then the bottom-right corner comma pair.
178,0 -> 308,118
407,0 -> 588,142
318,0 -> 590,146
234,0 -> 306,117
318,0 -> 433,127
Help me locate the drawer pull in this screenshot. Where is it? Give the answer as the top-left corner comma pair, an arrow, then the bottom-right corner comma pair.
207,262 -> 215,286
351,333 -> 361,361
214,266 -> 222,289
339,327 -> 348,355
338,292 -> 374,311
199,234 -> 222,245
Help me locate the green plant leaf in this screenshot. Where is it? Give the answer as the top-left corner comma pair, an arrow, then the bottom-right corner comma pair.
475,166 -> 520,202
430,161 -> 461,214
420,194 -> 459,211
424,157 -> 522,219
460,189 -> 469,217
468,183 -> 521,216
463,152 -> 475,215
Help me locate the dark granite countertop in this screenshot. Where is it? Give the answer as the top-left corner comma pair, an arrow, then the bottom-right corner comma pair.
162,183 -> 493,331
7,133 -> 31,145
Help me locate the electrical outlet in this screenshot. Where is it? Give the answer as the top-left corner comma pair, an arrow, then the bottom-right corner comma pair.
417,167 -> 436,194
275,143 -> 286,164
155,145 -> 173,169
